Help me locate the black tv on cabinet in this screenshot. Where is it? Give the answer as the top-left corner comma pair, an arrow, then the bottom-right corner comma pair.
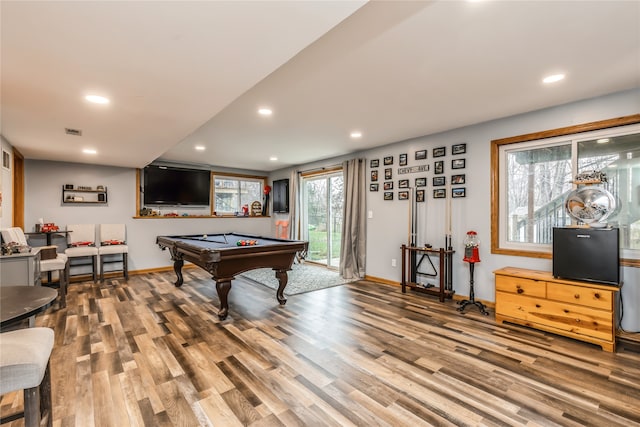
143,165 -> 211,206
552,227 -> 620,286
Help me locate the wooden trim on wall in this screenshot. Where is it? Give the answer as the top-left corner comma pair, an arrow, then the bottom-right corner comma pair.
300,165 -> 342,178
136,168 -> 141,215
12,148 -> 25,229
491,114 -> 640,262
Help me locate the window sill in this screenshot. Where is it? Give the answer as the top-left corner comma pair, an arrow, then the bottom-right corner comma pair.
133,215 -> 270,219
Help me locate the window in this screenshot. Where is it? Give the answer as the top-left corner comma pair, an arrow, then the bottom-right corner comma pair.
213,173 -> 266,215
492,115 -> 640,266
302,169 -> 344,268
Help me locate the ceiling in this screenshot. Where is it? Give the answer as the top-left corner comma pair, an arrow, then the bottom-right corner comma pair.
2,1 -> 639,172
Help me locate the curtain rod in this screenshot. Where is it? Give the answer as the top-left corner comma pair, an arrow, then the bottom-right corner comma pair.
299,163 -> 343,175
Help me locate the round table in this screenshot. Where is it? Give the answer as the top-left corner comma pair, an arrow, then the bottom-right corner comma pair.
0,286 -> 57,327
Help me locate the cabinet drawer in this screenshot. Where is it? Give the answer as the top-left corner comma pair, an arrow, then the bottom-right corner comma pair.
547,283 -> 613,310
496,292 -> 613,341
495,275 -> 546,298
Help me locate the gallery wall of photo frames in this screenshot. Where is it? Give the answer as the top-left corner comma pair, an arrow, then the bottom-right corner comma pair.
369,143 -> 466,201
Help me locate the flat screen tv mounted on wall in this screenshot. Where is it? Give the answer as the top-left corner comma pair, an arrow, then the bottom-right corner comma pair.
143,165 -> 211,206
272,179 -> 289,213
552,227 -> 620,286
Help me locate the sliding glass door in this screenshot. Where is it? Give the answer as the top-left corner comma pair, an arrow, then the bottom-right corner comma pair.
302,171 -> 343,268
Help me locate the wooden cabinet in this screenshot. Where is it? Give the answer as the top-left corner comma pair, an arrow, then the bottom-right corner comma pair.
401,245 -> 455,302
494,267 -> 618,352
0,250 -> 41,286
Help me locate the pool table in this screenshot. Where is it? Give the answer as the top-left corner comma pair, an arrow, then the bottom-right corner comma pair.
156,232 -> 308,320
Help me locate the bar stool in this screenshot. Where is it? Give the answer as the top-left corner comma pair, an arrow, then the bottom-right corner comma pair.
98,224 -> 129,282
1,227 -> 68,308
0,327 -> 54,427
64,224 -> 98,282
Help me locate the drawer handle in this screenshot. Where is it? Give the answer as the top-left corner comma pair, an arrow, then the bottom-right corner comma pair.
517,288 -> 524,294
594,293 -> 600,299
535,304 -> 541,308
564,309 -> 569,313
574,294 -> 580,299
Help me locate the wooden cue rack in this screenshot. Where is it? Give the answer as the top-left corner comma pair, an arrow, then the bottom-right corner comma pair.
401,244 -> 455,302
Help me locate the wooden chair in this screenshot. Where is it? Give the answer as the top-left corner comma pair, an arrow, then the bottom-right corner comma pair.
1,227 -> 69,308
0,327 -> 54,427
64,224 -> 98,282
98,224 -> 128,282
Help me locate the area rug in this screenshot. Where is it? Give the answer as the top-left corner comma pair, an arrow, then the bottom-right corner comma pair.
240,263 -> 353,295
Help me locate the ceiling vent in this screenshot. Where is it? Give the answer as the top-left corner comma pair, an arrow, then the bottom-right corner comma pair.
65,128 -> 82,136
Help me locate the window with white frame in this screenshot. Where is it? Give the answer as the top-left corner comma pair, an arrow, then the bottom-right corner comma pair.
213,174 -> 265,215
492,117 -> 640,265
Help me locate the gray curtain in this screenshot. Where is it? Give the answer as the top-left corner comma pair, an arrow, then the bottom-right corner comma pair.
288,169 -> 301,241
340,158 -> 366,279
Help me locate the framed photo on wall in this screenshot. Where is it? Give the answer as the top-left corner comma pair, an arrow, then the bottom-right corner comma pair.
433,189 -> 446,199
434,160 -> 444,174
398,179 -> 409,188
433,147 -> 446,158
370,183 -> 379,192
415,177 -> 426,187
452,143 -> 467,155
452,187 -> 466,198
399,153 -> 407,166
452,158 -> 466,169
433,176 -> 445,186
416,189 -> 425,202
398,191 -> 409,200
384,156 -> 394,165
415,150 -> 427,160
451,174 -> 465,184
384,191 -> 394,201
370,170 -> 378,181
384,168 -> 393,180
383,181 -> 394,190
370,159 -> 379,168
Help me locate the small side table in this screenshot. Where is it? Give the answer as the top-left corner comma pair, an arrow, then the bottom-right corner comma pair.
457,261 -> 488,315
24,230 -> 70,246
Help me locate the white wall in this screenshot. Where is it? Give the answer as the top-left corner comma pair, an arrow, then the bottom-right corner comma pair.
1,136 -> 14,228
23,160 -> 272,271
271,88 -> 640,331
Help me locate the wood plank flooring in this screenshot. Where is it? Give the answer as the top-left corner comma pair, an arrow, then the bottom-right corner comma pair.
2,268 -> 640,426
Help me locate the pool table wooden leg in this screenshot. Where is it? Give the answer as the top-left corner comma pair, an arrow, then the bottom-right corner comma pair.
216,280 -> 232,320
275,270 -> 288,305
173,259 -> 184,287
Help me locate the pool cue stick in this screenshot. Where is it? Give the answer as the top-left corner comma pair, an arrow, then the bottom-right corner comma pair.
179,235 -> 227,245
409,187 -> 417,283
445,184 -> 453,291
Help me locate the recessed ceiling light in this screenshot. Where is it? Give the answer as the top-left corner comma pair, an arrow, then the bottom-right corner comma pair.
82,148 -> 97,155
269,156 -> 278,161
350,131 -> 362,138
195,145 -> 206,151
85,95 -> 110,104
258,108 -> 273,116
542,74 -> 565,84
596,138 -> 610,144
